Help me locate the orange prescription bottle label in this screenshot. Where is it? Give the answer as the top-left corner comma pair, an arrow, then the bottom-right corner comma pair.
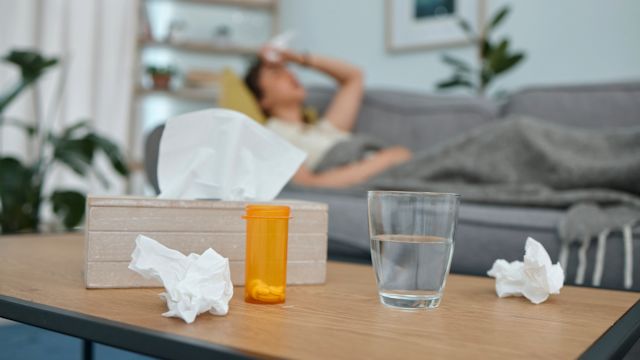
242,205 -> 290,304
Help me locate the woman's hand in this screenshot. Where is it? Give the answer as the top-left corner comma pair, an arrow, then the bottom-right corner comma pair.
259,46 -> 303,66
259,45 -> 281,64
292,146 -> 412,189
375,146 -> 413,167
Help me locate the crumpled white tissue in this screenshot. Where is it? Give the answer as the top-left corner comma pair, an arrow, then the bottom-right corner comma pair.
128,234 -> 233,323
487,237 -> 564,304
264,30 -> 295,62
157,108 -> 306,200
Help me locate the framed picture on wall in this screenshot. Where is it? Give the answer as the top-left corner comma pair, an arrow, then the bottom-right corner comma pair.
386,0 -> 484,52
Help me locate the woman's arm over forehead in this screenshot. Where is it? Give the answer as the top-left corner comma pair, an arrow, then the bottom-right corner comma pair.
281,50 -> 364,133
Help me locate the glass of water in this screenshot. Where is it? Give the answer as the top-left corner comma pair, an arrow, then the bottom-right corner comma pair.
368,191 -> 460,309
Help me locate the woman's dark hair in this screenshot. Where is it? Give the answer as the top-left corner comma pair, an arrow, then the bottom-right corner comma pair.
244,57 -> 312,123
244,58 -> 265,108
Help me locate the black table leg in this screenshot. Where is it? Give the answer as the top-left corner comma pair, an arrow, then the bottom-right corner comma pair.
83,339 -> 94,360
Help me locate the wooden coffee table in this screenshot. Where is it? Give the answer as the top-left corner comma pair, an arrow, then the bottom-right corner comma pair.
0,233 -> 638,359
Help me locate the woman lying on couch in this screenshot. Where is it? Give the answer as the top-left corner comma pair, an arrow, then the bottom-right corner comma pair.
244,47 -> 412,189
245,47 -> 640,209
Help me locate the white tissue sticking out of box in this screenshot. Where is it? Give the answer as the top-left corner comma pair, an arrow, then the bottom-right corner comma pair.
128,234 -> 234,323
157,108 -> 306,200
487,237 -> 564,304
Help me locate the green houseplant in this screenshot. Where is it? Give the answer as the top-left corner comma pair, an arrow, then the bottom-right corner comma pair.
437,6 -> 526,97
0,50 -> 129,234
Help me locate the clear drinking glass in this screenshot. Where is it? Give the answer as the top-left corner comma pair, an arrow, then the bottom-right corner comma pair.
368,191 -> 460,309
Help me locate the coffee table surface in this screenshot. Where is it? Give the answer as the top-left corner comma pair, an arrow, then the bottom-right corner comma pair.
0,233 -> 638,359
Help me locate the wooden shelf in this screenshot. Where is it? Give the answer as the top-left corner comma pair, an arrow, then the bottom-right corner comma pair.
144,0 -> 277,10
140,39 -> 259,56
136,86 -> 219,102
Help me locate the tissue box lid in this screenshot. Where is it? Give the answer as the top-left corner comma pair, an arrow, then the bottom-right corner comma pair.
87,196 -> 327,211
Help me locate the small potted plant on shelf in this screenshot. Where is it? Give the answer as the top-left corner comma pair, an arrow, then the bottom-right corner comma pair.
146,65 -> 176,90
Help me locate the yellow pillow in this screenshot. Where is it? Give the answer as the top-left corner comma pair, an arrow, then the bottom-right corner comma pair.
219,68 -> 267,124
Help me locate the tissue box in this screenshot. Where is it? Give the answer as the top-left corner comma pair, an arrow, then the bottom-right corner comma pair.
84,195 -> 328,288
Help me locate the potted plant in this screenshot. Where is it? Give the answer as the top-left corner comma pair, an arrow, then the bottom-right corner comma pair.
146,65 -> 176,90
436,6 -> 526,97
0,50 -> 129,234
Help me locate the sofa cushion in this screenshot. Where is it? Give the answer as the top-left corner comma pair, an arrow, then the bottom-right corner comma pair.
219,68 -> 267,124
306,87 -> 499,152
501,82 -> 640,128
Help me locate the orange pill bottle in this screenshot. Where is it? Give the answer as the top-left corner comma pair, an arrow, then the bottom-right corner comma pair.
242,205 -> 290,304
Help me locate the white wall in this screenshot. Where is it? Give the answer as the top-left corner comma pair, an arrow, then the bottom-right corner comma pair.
280,0 -> 640,94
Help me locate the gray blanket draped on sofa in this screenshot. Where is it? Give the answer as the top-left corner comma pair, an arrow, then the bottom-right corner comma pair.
314,116 -> 640,289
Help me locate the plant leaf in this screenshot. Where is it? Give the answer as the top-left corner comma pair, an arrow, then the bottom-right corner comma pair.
91,167 -> 111,189
0,157 -> 39,233
0,82 -> 30,114
55,151 -> 91,175
481,39 -> 492,60
458,18 -> 473,35
51,133 -> 96,176
0,157 -> 33,199
441,54 -> 471,72
0,50 -> 58,113
3,50 -> 59,80
487,39 -> 510,73
493,52 -> 525,74
489,6 -> 510,30
0,116 -> 36,136
62,121 -> 90,138
437,76 -> 475,89
50,123 -> 129,180
480,67 -> 493,89
87,133 -> 129,176
50,190 -> 85,229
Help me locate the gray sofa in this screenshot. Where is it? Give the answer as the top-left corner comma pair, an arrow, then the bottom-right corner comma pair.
145,82 -> 640,291
278,82 -> 640,291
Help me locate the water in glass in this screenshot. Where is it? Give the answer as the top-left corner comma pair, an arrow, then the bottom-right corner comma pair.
371,234 -> 453,309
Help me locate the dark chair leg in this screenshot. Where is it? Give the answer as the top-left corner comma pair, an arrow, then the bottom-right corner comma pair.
83,339 -> 94,360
